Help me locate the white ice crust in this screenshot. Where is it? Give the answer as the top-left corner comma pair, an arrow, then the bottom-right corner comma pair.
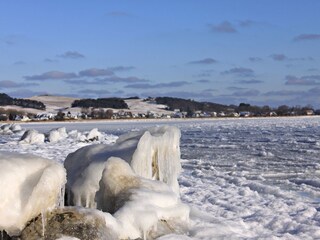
0,151 -> 66,236
64,125 -> 182,208
98,157 -> 189,239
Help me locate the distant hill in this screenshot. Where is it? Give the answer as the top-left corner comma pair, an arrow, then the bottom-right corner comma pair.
0,93 -> 45,110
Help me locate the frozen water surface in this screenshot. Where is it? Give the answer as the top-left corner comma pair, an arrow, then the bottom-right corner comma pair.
1,117 -> 320,239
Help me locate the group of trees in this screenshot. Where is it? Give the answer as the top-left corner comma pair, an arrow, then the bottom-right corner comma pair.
72,98 -> 128,109
0,93 -> 45,110
155,97 -> 228,117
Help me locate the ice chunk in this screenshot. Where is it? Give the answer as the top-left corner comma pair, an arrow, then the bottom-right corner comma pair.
86,128 -> 102,141
64,126 -> 181,208
0,151 -> 66,236
19,129 -> 45,144
97,157 -> 189,239
47,127 -> 68,142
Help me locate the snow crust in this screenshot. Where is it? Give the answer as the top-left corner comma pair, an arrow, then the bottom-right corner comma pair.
0,151 -> 66,236
64,125 -> 181,208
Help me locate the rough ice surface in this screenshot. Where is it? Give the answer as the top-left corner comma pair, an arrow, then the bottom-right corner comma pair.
0,151 -> 66,236
97,157 -> 189,239
19,129 -> 45,144
47,127 -> 68,142
64,125 -> 181,208
1,117 -> 320,239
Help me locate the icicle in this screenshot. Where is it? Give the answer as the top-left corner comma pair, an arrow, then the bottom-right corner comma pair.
57,185 -> 65,208
41,210 -> 46,237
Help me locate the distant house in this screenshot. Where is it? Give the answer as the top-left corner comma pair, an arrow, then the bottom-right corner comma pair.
15,115 -> 30,122
304,109 -> 314,115
239,111 -> 250,117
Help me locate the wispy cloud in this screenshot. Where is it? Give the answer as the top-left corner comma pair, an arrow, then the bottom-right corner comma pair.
270,54 -> 287,61
236,79 -> 264,84
57,51 -> 85,59
125,81 -> 190,89
108,66 -> 135,72
249,57 -> 262,62
0,80 -> 38,88
79,68 -> 114,77
264,90 -> 305,96
8,89 -> 48,98
285,75 -> 320,86
232,89 -> 260,97
239,20 -> 255,27
196,79 -> 211,83
221,67 -> 254,77
101,76 -> 148,83
270,54 -> 313,62
13,61 -> 26,65
44,58 -> 59,63
189,58 -> 217,65
25,71 -> 77,81
209,21 -> 237,33
78,89 -> 110,95
293,34 -> 320,41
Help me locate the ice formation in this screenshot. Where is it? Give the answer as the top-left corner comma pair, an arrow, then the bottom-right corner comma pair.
64,125 -> 181,208
0,123 -> 22,134
19,129 -> 45,144
47,127 -> 68,143
0,151 -> 66,236
97,157 -> 189,239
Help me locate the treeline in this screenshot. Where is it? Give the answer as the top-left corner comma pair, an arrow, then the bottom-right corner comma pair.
72,98 -> 128,109
155,97 -> 319,116
0,93 -> 45,110
155,97 -> 230,115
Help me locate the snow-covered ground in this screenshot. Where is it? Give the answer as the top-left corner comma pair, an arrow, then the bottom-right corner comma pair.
1,117 -> 320,239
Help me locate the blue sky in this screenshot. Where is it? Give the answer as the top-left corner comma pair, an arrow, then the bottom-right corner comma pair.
1,0 -> 320,108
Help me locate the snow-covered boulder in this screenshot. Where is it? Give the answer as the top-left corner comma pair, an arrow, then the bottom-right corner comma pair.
10,124 -> 22,132
0,124 -> 23,135
0,152 -> 66,236
47,127 -> 68,142
19,129 -> 45,144
86,128 -> 102,141
64,126 -> 181,208
96,157 -> 189,239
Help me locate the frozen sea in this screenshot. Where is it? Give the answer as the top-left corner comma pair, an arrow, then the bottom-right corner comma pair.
1,116 -> 320,239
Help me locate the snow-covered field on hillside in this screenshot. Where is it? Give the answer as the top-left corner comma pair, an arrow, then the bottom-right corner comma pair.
1,117 -> 320,239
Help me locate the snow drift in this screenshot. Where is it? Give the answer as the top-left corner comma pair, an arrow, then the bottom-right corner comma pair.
64,125 -> 181,208
0,151 -> 66,236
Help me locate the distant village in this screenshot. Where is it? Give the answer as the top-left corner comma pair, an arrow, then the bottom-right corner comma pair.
0,94 -> 319,122
1,105 -> 319,122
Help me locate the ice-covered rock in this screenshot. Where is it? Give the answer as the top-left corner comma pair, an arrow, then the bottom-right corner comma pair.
47,127 -> 68,143
0,152 -> 66,236
96,157 -> 189,239
19,207 -> 117,240
64,126 -> 181,208
86,128 -> 102,141
0,124 -> 23,134
19,129 -> 45,144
